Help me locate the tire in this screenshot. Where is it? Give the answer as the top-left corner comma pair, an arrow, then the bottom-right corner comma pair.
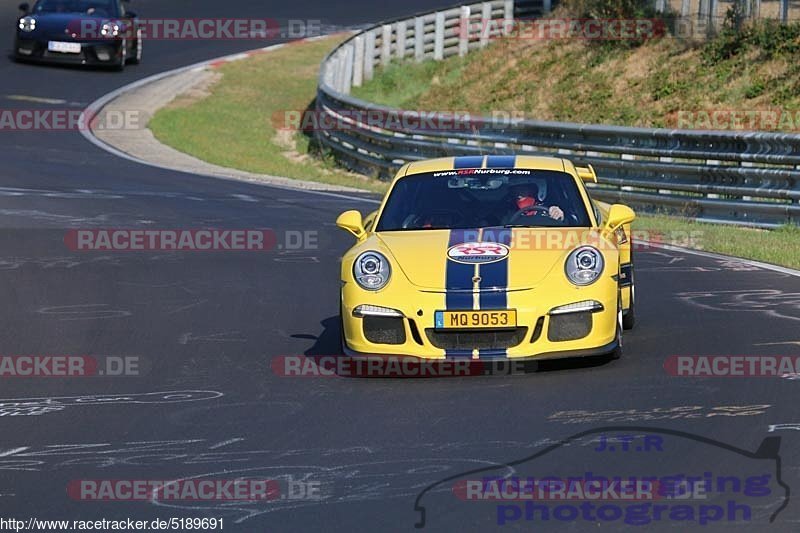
114,40 -> 126,71
339,300 -> 347,355
622,276 -> 636,330
609,297 -> 623,360
128,29 -> 142,64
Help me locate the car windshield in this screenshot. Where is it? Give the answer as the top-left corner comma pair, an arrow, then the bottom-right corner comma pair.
375,168 -> 592,231
33,0 -> 119,16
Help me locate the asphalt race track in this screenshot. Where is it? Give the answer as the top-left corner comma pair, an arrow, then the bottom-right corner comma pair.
1,1 -> 800,531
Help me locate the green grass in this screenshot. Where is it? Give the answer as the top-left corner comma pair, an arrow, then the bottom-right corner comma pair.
635,214 -> 800,269
352,19 -> 800,130
149,35 -> 388,193
149,30 -> 799,270
351,55 -> 470,109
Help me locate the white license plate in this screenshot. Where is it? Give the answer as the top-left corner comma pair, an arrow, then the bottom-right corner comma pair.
48,41 -> 81,54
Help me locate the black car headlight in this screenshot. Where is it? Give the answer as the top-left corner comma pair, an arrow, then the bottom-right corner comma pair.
18,16 -> 36,32
354,251 -> 391,291
101,22 -> 120,37
565,246 -> 605,286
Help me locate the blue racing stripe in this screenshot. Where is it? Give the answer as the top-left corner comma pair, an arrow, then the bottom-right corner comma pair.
477,349 -> 509,360
445,229 -> 475,311
478,229 -> 512,310
477,229 -> 513,359
453,156 -> 485,169
485,155 -> 516,168
445,229 -> 477,359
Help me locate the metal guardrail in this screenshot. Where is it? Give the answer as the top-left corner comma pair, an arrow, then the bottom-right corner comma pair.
316,0 -> 800,228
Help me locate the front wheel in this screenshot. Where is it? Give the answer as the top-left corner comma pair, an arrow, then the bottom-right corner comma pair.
609,297 -> 623,360
622,278 -> 636,330
128,29 -> 142,64
114,39 -> 126,71
339,300 -> 347,354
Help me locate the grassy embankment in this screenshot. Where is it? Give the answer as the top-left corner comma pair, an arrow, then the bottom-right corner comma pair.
149,35 -> 387,193
150,21 -> 800,268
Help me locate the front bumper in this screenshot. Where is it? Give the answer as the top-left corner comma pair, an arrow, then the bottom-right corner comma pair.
341,276 -> 619,360
15,36 -> 124,65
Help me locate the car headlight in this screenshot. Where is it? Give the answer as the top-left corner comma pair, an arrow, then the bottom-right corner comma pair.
354,251 -> 391,291
101,22 -> 120,37
18,16 -> 36,32
565,246 -> 605,286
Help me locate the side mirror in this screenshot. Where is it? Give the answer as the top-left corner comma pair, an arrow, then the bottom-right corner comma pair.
18,3 -> 29,13
605,204 -> 636,233
575,165 -> 597,184
336,210 -> 366,240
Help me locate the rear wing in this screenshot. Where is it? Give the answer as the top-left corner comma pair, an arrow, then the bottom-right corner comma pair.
575,165 -> 597,184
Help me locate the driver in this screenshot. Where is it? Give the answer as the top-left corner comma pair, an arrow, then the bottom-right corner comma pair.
505,183 -> 564,222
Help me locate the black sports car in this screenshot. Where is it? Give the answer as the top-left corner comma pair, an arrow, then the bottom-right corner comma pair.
14,0 -> 141,69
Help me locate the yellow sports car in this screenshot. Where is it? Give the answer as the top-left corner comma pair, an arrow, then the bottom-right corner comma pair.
336,155 -> 636,361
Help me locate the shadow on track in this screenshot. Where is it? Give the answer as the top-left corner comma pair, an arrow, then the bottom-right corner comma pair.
294,315 -> 616,376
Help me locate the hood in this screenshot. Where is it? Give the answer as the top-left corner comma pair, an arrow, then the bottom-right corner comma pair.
22,13 -> 116,40
376,228 -> 611,291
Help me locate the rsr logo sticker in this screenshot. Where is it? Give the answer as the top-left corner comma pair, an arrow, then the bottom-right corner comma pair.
447,242 -> 509,264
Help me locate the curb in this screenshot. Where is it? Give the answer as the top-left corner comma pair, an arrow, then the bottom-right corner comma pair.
79,32 -> 378,201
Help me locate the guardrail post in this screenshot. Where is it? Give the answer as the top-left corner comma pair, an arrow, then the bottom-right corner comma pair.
364,30 -> 376,81
503,0 -> 513,35
681,0 -> 691,16
339,53 -> 348,93
480,2 -> 492,47
414,16 -> 425,61
381,24 -> 392,66
709,0 -> 718,32
655,0 -> 666,13
781,0 -> 789,22
352,35 -> 365,87
699,0 -> 716,37
396,21 -> 407,59
434,12 -> 445,60
543,0 -> 552,13
329,57 -> 337,90
459,6 -> 470,56
332,53 -> 342,93
322,61 -> 333,88
342,43 -> 354,94
699,0 -> 708,17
